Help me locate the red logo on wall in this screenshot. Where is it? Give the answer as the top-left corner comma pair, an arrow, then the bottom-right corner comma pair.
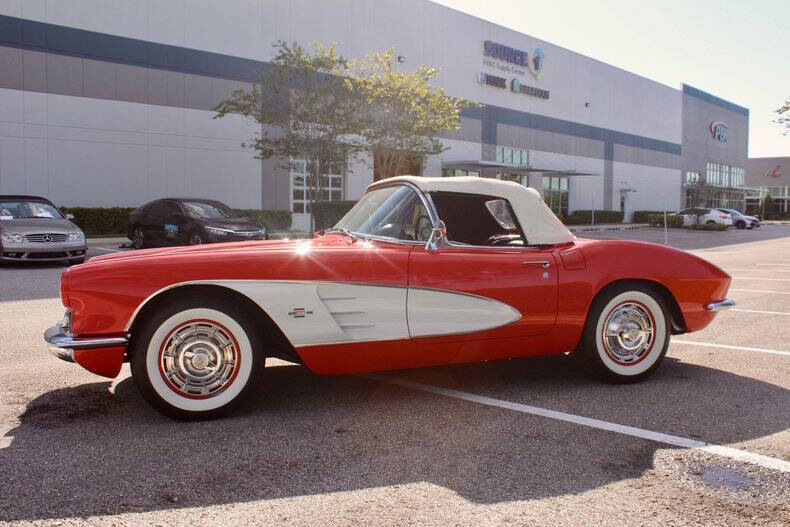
766,165 -> 783,178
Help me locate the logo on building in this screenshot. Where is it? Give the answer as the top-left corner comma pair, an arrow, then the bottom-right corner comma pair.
483,41 -> 545,80
528,48 -> 544,80
766,165 -> 783,179
510,78 -> 550,100
478,72 -> 507,89
710,121 -> 728,142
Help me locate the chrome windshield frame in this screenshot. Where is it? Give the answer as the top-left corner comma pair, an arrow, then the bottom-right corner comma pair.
334,181 -> 439,246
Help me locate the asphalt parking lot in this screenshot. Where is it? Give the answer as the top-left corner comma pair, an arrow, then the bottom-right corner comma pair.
1,227 -> 789,526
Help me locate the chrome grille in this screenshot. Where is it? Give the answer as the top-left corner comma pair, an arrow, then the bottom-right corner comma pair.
25,233 -> 68,243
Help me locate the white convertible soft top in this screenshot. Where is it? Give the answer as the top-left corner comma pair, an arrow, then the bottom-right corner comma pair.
366,175 -> 575,246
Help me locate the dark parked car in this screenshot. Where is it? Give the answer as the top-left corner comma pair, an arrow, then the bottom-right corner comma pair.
0,195 -> 87,264
715,208 -> 760,229
128,198 -> 268,249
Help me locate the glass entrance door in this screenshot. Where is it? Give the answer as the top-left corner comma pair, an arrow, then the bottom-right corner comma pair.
542,176 -> 569,218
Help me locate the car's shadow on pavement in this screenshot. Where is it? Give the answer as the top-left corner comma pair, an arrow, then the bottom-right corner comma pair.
1,355 -> 788,521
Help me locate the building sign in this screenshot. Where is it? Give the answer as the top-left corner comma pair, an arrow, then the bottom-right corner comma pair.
478,73 -> 550,100
767,165 -> 783,179
478,72 -> 507,89
511,78 -> 549,99
483,41 -> 545,80
710,121 -> 728,142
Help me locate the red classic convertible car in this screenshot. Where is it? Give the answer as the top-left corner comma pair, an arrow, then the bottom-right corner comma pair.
45,176 -> 734,419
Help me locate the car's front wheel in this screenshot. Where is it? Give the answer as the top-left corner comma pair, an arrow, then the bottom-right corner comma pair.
130,296 -> 264,420
577,284 -> 670,383
188,232 -> 204,245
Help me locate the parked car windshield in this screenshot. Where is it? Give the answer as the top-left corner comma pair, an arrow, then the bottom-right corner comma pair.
720,208 -> 744,217
181,201 -> 232,219
0,200 -> 63,220
334,185 -> 432,241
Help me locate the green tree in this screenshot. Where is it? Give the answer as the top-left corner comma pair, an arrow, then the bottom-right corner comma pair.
777,98 -> 790,135
763,194 -> 775,220
344,49 -> 481,180
214,41 -> 366,231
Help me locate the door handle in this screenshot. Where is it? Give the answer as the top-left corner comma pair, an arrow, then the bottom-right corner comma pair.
522,260 -> 551,268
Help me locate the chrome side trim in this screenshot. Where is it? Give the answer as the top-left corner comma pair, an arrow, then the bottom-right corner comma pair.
706,299 -> 736,311
44,324 -> 128,351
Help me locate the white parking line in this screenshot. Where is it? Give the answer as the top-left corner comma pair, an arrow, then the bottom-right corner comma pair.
672,339 -> 790,357
729,308 -> 790,316
730,288 -> 790,295
368,375 -> 790,473
732,276 -> 790,282
755,263 -> 790,268
724,268 -> 790,272
93,247 -> 123,253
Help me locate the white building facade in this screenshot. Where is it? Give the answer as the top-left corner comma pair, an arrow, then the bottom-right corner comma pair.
0,0 -> 747,230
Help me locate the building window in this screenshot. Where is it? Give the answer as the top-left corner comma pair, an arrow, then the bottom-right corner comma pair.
703,162 -> 744,188
496,146 -> 529,167
291,157 -> 344,214
542,176 -> 568,218
442,169 -> 480,177
685,171 -> 700,185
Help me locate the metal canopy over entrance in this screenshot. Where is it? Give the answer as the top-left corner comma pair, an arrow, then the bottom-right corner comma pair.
440,160 -> 599,177
441,161 -> 600,219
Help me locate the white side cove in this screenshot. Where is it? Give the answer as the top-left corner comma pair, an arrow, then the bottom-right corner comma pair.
183,281 -> 521,347
407,288 -> 521,338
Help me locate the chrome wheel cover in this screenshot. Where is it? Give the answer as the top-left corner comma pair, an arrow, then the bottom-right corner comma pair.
159,321 -> 240,398
602,302 -> 654,364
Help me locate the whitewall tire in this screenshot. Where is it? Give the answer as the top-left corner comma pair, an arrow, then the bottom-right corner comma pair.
578,284 -> 670,383
130,297 -> 264,420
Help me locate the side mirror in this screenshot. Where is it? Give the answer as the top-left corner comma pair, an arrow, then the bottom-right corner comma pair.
65,213 -> 75,220
426,220 -> 448,252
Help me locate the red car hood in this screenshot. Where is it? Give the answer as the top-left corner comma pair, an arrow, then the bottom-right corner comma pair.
86,237 -> 348,264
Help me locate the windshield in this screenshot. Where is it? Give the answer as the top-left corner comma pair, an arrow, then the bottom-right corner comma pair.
0,200 -> 63,220
334,185 -> 433,242
181,201 -> 232,219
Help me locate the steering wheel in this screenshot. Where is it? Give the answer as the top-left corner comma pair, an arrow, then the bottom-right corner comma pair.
372,222 -> 400,238
488,234 -> 520,246
416,215 -> 433,241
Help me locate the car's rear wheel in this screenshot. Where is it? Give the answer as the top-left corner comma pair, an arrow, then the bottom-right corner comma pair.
706,220 -> 716,225
189,232 -> 204,245
132,227 -> 145,249
577,284 -> 670,383
130,296 -> 264,420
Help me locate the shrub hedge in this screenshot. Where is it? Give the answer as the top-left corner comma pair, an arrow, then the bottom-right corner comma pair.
232,209 -> 292,231
632,210 -> 668,223
690,222 -> 728,231
59,207 -> 134,236
312,200 -> 357,230
647,213 -> 683,228
564,210 -> 624,225
60,206 -> 293,235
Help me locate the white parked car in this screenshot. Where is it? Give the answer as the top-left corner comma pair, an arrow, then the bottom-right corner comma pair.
677,208 -> 733,227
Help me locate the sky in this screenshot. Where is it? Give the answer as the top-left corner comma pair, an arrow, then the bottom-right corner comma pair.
433,0 -> 790,158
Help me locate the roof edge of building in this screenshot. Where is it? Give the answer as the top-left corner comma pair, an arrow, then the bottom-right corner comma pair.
682,84 -> 749,117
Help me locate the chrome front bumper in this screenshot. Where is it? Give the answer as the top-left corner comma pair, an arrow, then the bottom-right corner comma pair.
44,324 -> 129,363
706,299 -> 736,311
